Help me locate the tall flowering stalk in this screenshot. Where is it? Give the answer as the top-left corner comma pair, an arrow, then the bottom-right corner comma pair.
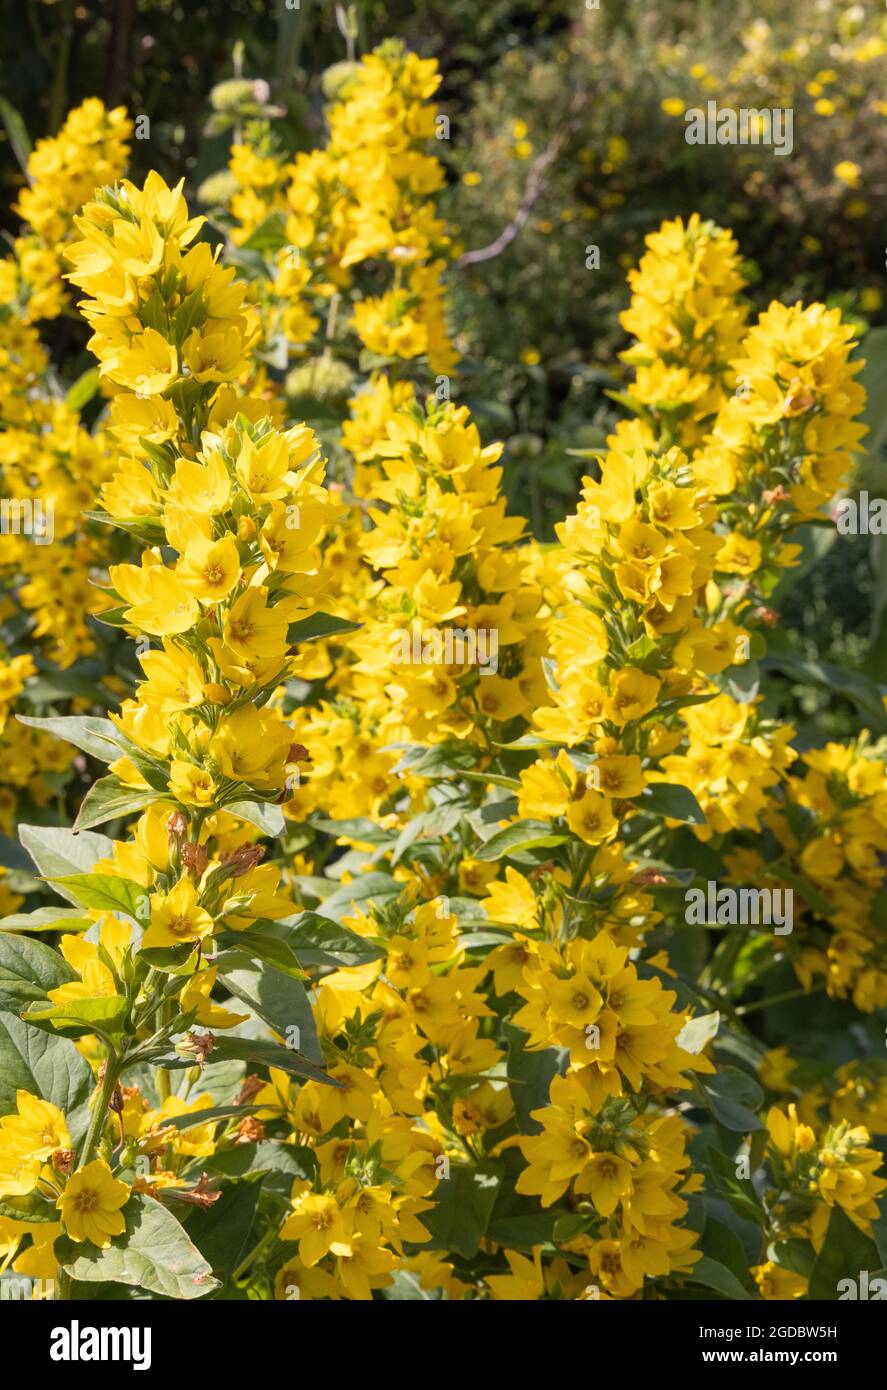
0,174 -> 343,1297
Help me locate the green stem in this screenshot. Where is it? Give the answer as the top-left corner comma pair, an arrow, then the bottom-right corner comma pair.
155,999 -> 172,1100
231,1226 -> 276,1283
735,985 -> 824,1018
77,1047 -> 122,1170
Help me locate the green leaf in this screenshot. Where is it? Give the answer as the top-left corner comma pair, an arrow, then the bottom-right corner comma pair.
217,930 -> 307,981
157,1104 -> 259,1133
48,873 -> 148,923
640,783 -> 707,826
487,1206 -> 571,1248
23,995 -> 129,1035
240,211 -> 288,254
287,613 -> 361,645
702,1217 -> 758,1295
317,873 -> 400,922
712,659 -> 760,705
423,1161 -> 503,1258
56,1193 -> 219,1299
697,1067 -> 763,1133
204,1036 -> 337,1087
184,1175 -> 263,1280
505,1023 -> 567,1134
686,1255 -> 753,1300
474,819 -> 569,862
808,1204 -> 883,1300
74,778 -> 165,832
225,800 -> 285,838
0,834 -> 34,872
768,1237 -> 815,1278
0,1189 -> 60,1224
763,652 -> 887,733
0,1010 -> 93,1145
859,325 -> 887,460
390,806 -> 463,864
0,934 -> 77,1010
276,912 -> 385,966
17,715 -> 122,763
0,906 -> 91,934
705,1147 -> 767,1226
391,741 -> 480,778
872,1203 -> 887,1269
217,958 -> 324,1062
19,825 -> 114,893
64,367 -> 101,412
83,511 -> 168,545
0,98 -> 32,177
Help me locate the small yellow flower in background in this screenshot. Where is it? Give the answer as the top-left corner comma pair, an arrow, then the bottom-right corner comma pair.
846,198 -> 868,219
834,160 -> 861,187
462,171 -> 482,186
661,98 -> 685,116
520,348 -> 541,366
861,288 -> 882,312
853,37 -> 887,63
814,98 -> 835,116
512,118 -> 528,139
57,1160 -> 130,1248
513,139 -> 533,159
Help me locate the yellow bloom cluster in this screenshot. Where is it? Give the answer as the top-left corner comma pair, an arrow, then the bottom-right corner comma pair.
726,741 -> 887,1010
752,1103 -> 887,1300
225,41 -> 457,374
0,56 -> 883,1306
618,214 -> 749,449
2,98 -> 131,323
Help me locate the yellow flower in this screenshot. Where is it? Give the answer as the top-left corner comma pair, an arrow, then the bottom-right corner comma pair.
0,1091 -> 70,1161
834,161 -> 861,187
57,1160 -> 130,1248
177,533 -> 241,603
180,966 -> 248,1028
143,875 -> 214,949
486,1247 -> 544,1300
566,789 -> 618,844
281,1192 -> 353,1267
167,760 -> 217,808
